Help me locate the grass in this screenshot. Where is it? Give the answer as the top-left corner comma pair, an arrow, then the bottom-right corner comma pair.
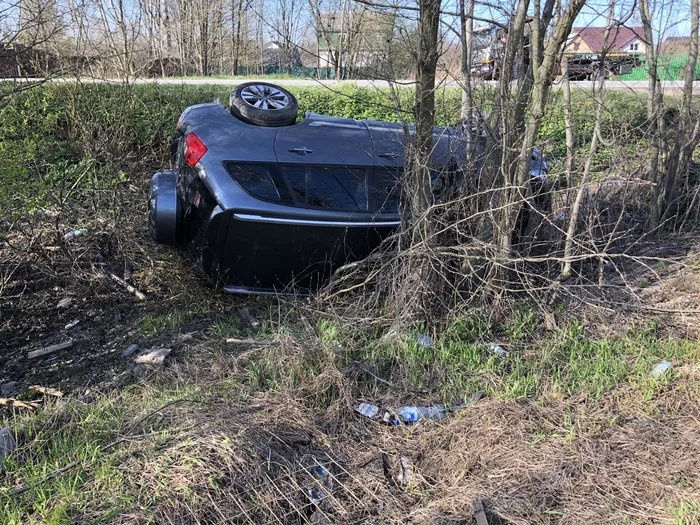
1,308 -> 698,523
167,73 -> 302,81
341,311 -> 698,402
1,81 -> 698,523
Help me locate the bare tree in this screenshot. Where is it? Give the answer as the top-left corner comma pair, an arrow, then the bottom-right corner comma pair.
561,0 -> 615,280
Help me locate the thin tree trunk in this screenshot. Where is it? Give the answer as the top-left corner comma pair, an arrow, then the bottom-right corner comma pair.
640,0 -> 662,227
495,0 -> 585,263
560,0 -> 614,280
459,0 -> 474,125
403,0 -> 441,318
659,0 -> 699,224
562,54 -> 575,190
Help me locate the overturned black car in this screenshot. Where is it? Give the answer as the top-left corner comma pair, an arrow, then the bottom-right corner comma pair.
148,82 -> 548,294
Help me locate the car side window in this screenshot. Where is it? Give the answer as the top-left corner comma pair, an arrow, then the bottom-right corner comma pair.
306,167 -> 368,211
373,168 -> 401,212
283,166 -> 306,204
225,163 -> 291,203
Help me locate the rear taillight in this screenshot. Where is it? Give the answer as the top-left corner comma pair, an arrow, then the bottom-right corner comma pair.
184,133 -> 208,167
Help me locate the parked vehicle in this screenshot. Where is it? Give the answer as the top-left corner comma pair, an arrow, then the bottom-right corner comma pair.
148,82 -> 548,294
564,53 -> 640,81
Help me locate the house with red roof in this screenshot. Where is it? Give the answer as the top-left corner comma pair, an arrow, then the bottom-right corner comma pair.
565,26 -> 646,55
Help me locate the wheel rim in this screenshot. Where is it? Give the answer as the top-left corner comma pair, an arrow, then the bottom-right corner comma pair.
240,85 -> 290,110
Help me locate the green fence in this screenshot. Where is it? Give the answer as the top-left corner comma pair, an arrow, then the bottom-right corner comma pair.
232,66 -> 336,78
621,53 -> 700,81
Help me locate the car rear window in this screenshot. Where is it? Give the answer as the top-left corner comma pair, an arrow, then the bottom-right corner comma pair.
283,166 -> 369,211
225,163 -> 291,203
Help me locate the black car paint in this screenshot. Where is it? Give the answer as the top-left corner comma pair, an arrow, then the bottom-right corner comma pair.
150,102 -> 545,294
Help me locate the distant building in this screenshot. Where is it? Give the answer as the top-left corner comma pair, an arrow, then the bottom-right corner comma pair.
262,40 -> 301,71
316,10 -> 395,75
660,36 -> 692,54
565,26 -> 646,55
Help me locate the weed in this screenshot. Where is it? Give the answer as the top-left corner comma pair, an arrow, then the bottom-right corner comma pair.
505,308 -> 539,341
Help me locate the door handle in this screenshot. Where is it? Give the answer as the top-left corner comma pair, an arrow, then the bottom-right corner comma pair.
289,147 -> 312,154
379,152 -> 400,158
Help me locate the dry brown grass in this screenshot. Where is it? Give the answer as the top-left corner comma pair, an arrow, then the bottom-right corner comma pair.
95,342 -> 700,525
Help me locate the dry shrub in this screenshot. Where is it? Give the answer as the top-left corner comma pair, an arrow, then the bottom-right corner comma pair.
323,171 -> 676,329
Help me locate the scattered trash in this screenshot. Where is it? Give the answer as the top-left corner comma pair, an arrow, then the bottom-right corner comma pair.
109,273 -> 146,300
305,464 -> 333,510
416,333 -> 434,349
383,412 -> 400,425
63,229 -> 87,241
353,403 -> 399,425
0,382 -> 19,397
27,340 -> 73,359
0,427 -> 16,467
488,343 -> 508,359
238,307 -> 260,329
397,405 -> 446,423
64,319 -> 80,330
649,361 -> 672,379
355,403 -> 380,418
77,394 -> 95,404
134,348 -> 171,365
28,385 -> 63,398
122,344 -> 139,358
356,392 -> 483,425
56,297 -> 72,308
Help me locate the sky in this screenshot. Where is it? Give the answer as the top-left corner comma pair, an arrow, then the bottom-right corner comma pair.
449,0 -> 696,39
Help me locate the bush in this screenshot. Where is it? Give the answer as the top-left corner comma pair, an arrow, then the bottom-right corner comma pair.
0,82 -> 649,218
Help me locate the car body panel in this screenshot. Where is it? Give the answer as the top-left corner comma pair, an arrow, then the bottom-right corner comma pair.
150,98 -> 547,294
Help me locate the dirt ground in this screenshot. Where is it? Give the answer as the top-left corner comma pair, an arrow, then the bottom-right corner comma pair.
2,181 -> 700,524
0,183 -> 248,398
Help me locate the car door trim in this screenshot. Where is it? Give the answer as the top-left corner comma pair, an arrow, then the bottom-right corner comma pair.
233,213 -> 400,228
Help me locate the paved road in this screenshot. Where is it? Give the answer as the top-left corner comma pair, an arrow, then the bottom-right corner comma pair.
133,77 -> 700,94
5,77 -> 699,94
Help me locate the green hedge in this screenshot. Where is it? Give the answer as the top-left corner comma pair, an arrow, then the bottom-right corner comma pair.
0,82 -> 648,217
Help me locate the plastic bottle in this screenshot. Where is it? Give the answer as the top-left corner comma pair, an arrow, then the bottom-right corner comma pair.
649,361 -> 672,379
489,343 -> 508,358
355,403 -> 380,418
397,405 -> 446,423
63,229 -> 87,241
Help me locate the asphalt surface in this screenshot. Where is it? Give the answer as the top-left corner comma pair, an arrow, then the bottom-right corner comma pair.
4,77 -> 699,94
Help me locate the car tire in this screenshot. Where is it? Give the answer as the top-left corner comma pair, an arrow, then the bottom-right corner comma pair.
229,82 -> 298,127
